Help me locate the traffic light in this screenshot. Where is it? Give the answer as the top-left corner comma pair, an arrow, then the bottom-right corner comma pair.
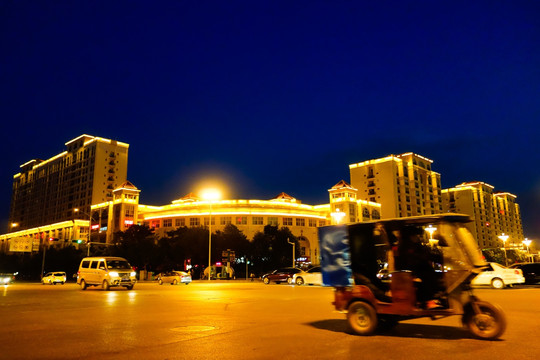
72,239 -> 85,244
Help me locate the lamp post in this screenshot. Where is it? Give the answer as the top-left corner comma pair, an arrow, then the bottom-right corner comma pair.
287,238 -> 295,268
523,238 -> 532,262
498,233 -> 509,266
74,208 -> 96,256
201,189 -> 221,281
331,208 -> 346,225
425,225 -> 437,246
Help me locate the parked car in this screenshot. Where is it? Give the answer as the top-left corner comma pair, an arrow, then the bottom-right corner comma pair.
510,263 -> 540,284
156,271 -> 192,285
41,272 -> 67,285
292,266 -> 322,285
262,267 -> 302,284
0,273 -> 15,285
471,262 -> 525,289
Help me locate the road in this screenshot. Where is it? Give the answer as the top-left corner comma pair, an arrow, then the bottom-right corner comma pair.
0,281 -> 539,360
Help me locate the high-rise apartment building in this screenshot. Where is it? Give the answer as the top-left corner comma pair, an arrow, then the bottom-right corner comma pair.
349,153 -> 443,219
8,135 -> 129,234
442,182 -> 524,248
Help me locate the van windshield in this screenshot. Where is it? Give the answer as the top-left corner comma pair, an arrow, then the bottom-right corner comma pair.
106,260 -> 131,270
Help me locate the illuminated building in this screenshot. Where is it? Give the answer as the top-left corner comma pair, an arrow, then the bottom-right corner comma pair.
442,182 -> 524,248
349,153 -> 443,218
87,189 -> 329,265
328,180 -> 381,223
2,135 -> 128,251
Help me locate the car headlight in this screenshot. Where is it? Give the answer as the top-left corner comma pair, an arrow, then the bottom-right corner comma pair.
130,272 -> 136,277
109,272 -> 119,277
1,278 -> 9,284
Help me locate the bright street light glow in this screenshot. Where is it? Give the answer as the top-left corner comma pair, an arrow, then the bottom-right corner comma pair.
201,189 -> 221,201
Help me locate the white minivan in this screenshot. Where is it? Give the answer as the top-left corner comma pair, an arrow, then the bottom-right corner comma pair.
77,257 -> 137,290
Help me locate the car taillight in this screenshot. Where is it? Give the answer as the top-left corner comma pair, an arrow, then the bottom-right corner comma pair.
514,269 -> 522,275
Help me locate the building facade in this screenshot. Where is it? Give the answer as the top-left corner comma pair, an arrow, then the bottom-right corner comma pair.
2,135 -> 128,252
1,140 -> 527,258
328,180 -> 382,223
442,182 -> 524,248
349,153 -> 443,219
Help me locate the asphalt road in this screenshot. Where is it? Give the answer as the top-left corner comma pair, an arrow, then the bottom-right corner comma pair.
1,281 -> 539,360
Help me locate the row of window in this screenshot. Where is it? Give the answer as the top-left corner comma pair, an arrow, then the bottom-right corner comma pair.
146,216 -> 327,229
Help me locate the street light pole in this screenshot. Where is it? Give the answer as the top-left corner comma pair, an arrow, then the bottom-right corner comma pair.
523,238 -> 532,262
498,233 -> 509,266
201,189 -> 221,281
287,238 -> 295,268
208,200 -> 212,281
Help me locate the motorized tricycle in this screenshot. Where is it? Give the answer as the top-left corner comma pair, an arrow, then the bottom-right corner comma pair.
319,214 -> 506,340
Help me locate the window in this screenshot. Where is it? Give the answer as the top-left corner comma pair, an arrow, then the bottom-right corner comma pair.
362,208 -> 370,219
268,217 -> 278,226
175,218 -> 185,227
252,217 -> 263,225
203,217 -> 215,226
318,220 -> 326,226
372,209 -> 380,219
295,218 -> 305,226
283,217 -> 293,226
308,219 -> 317,227
236,216 -> 247,225
189,218 -> 200,227
163,219 -> 172,227
220,216 -> 231,225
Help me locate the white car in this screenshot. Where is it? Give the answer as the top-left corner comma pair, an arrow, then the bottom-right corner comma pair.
471,262 -> 525,289
42,272 -> 67,285
292,266 -> 322,286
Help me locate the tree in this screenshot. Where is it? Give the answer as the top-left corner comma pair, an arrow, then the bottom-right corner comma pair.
113,225 -> 157,271
250,225 -> 298,274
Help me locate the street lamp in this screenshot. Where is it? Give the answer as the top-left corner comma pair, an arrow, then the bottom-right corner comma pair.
331,209 -> 346,225
201,189 -> 221,281
425,225 -> 437,246
74,208 -> 96,256
498,233 -> 509,266
523,238 -> 532,262
287,238 -> 295,268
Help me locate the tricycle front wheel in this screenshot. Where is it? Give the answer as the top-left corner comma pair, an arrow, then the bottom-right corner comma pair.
463,301 -> 506,340
347,301 -> 378,335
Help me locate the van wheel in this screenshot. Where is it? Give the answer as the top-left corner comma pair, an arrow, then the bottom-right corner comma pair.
347,301 -> 378,335
80,279 -> 87,290
102,280 -> 110,291
491,278 -> 504,289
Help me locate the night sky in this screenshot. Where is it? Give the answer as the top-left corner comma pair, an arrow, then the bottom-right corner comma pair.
1,1 -> 539,240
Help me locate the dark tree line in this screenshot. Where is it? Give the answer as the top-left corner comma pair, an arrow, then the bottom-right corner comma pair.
1,224 -> 300,280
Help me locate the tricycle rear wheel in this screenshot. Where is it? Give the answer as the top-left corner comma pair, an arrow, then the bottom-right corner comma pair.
463,301 -> 506,340
347,301 -> 378,335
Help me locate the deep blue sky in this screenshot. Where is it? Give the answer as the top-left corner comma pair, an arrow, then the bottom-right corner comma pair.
1,1 -> 539,240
